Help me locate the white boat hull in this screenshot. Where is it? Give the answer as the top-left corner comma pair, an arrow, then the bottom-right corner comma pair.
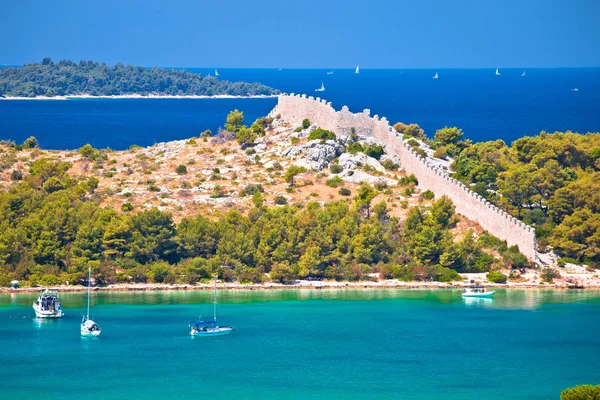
462,291 -> 495,298
33,307 -> 63,318
81,328 -> 102,337
191,326 -> 233,337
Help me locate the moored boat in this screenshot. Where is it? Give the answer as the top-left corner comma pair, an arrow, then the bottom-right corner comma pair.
190,268 -> 233,337
33,289 -> 64,318
462,285 -> 495,298
81,267 -> 101,337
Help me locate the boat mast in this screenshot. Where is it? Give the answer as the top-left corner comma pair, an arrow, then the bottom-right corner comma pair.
213,273 -> 217,323
87,266 -> 91,320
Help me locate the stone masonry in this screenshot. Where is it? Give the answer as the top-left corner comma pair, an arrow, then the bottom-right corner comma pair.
269,94 -> 538,261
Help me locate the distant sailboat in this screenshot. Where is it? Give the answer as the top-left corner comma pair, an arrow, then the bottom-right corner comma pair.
215,69 -> 219,77
326,71 -> 333,75
315,82 -> 325,92
433,72 -> 439,79
521,70 -> 526,76
495,68 -> 501,76
572,88 -> 579,92
81,267 -> 101,337
355,65 -> 360,74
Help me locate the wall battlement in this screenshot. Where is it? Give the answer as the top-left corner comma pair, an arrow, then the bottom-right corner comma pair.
270,94 -> 537,260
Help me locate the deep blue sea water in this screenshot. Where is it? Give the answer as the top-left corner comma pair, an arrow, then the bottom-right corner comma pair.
1,289 -> 599,399
1,68 -> 599,149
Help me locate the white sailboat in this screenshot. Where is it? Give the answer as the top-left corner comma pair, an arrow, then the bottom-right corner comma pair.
190,271 -> 233,337
326,71 -> 333,75
81,267 -> 101,337
521,70 -> 526,76
355,65 -> 360,74
495,68 -> 501,76
433,72 -> 439,79
215,69 -> 219,77
315,82 -> 325,92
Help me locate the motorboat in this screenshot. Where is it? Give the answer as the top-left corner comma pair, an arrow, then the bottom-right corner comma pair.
462,285 -> 495,298
81,267 -> 101,337
33,289 -> 64,318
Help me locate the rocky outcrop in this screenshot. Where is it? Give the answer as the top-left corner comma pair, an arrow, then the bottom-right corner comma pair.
281,140 -> 343,171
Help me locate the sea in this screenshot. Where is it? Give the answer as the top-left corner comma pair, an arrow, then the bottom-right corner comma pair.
1,289 -> 599,399
1,68 -> 599,149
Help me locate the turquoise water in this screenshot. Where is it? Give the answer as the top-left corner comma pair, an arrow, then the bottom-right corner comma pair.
1,289 -> 599,399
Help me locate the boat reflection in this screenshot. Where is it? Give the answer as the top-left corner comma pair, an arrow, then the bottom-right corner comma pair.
462,296 -> 494,307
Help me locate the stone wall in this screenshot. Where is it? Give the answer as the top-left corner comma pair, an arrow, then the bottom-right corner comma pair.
270,94 -> 537,261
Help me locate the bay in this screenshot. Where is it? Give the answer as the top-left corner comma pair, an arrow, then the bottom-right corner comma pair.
1,289 -> 599,399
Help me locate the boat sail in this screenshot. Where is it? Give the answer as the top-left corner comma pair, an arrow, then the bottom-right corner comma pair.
355,65 -> 360,74
81,267 -> 101,337
33,289 -> 63,318
215,69 -> 219,77
190,271 -> 233,337
315,82 -> 325,92
521,70 -> 526,76
495,68 -> 501,76
433,72 -> 439,79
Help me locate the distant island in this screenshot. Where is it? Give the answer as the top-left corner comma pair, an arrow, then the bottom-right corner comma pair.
0,58 -> 279,98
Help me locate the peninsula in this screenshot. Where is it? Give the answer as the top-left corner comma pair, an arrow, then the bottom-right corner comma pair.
0,58 -> 279,98
0,95 -> 598,290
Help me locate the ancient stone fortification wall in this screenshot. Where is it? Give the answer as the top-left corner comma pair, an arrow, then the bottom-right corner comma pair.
270,94 -> 537,261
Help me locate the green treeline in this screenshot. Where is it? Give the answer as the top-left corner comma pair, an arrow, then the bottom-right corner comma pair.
397,123 -> 600,266
451,131 -> 600,265
0,58 -> 279,97
0,157 -> 521,287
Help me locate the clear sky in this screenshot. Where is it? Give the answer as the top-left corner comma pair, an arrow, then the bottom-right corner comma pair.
2,0 -> 599,68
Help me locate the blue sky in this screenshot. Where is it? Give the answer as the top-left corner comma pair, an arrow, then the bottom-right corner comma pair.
2,0 -> 599,68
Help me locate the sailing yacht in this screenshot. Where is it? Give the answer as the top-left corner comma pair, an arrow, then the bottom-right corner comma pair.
81,267 -> 101,337
495,68 -> 501,76
315,82 -> 325,92
355,65 -> 360,74
433,72 -> 439,79
215,69 -> 219,77
190,273 -> 233,337
33,289 -> 63,318
521,70 -> 526,76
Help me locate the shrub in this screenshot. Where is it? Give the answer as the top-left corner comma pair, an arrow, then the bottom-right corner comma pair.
240,183 -> 264,196
22,136 -> 39,149
175,164 -> 187,175
10,169 -> 23,180
211,185 -> 225,198
487,271 -> 507,283
291,137 -> 300,145
185,138 -> 197,146
326,176 -> 344,188
200,129 -> 212,139
236,127 -> 257,147
274,195 -> 287,205
433,147 -> 447,159
339,187 -> 351,196
422,190 -> 435,200
302,119 -> 311,129
399,174 -> 418,186
225,109 -> 245,133
122,203 -> 133,212
381,159 -> 399,170
308,128 -> 336,141
561,384 -> 600,400
346,142 -> 364,154
407,139 -> 420,148
363,145 -> 384,160
330,163 -> 344,174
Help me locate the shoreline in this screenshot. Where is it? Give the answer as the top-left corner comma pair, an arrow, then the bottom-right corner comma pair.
2,280 -> 598,294
0,94 -> 278,101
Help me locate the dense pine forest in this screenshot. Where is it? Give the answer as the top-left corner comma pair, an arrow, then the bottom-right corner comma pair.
397,123 -> 600,265
0,58 -> 278,97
